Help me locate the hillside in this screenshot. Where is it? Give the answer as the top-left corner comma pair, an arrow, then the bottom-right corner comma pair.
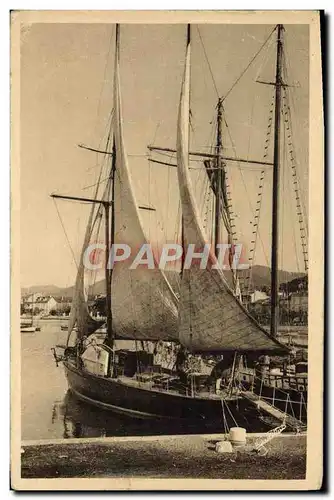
21,265 -> 306,298
243,265 -> 305,289
21,284 -> 73,297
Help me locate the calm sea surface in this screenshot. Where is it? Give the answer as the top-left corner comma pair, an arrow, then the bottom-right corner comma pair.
21,320 -> 160,441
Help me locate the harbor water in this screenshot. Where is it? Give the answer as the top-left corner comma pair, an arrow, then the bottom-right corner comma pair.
21,319 -> 162,440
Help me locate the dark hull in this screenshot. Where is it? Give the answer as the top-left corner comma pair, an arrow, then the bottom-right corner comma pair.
63,361 -> 272,433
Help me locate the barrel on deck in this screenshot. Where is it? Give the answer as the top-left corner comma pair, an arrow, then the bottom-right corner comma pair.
229,427 -> 246,446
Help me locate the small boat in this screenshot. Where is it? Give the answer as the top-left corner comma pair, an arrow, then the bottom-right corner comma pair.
21,326 -> 38,333
20,304 -> 41,333
20,318 -> 41,332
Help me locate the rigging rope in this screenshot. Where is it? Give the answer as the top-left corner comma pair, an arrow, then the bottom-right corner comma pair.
202,176 -> 213,233
93,26 -> 115,138
52,198 -> 78,271
222,26 -> 277,102
280,111 -> 287,300
222,110 -> 270,279
282,49 -> 308,230
282,85 -> 309,272
287,165 -> 301,274
221,400 -> 229,436
196,27 -> 219,99
245,91 -> 275,296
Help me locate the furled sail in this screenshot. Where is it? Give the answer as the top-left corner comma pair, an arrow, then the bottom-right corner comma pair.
67,205 -> 104,341
176,26 -> 288,354
110,26 -> 179,341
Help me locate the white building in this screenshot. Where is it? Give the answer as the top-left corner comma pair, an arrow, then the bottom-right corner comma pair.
34,295 -> 58,315
289,293 -> 308,313
250,290 -> 269,303
21,292 -> 43,311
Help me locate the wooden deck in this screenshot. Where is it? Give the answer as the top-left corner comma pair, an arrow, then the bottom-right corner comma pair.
240,391 -> 304,430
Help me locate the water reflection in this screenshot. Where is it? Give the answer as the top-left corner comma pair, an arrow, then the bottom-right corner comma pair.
51,389 -> 274,439
51,390 -> 190,439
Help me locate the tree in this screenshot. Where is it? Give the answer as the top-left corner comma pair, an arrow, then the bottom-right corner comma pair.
63,305 -> 71,315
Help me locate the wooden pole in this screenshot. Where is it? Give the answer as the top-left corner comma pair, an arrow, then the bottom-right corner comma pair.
147,145 -> 274,167
105,23 -> 120,352
270,24 -> 284,338
104,201 -> 112,348
214,97 -> 223,255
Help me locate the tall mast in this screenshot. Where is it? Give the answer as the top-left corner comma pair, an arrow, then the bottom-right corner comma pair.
214,97 -> 223,255
270,24 -> 284,338
104,198 -> 112,344
181,24 -> 191,277
105,23 -> 120,348
104,136 -> 116,347
180,216 -> 185,276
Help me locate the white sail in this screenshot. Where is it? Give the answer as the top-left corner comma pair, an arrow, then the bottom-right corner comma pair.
176,27 -> 287,354
68,205 -> 104,340
110,27 -> 179,341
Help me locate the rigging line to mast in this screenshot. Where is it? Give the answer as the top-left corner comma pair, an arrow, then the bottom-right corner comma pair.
146,151 -> 174,244
88,222 -> 103,296
245,91 -> 275,295
86,137 -> 113,295
84,102 -> 115,177
148,153 -> 153,330
200,116 -> 219,241
282,35 -> 301,89
81,174 -> 113,191
152,122 -> 161,145
222,25 -> 277,102
196,26 -> 219,99
202,175 -> 212,234
282,93 -> 308,273
222,110 -> 270,268
281,96 -> 308,271
281,52 -> 309,237
154,150 -> 175,241
52,198 -> 78,270
218,103 -> 240,285
242,80 -> 257,297
254,34 -> 276,84
92,25 -> 115,139
88,206 -> 105,292
210,182 -> 215,246
201,114 -> 218,157
208,114 -> 218,153
280,113 -> 287,285
287,150 -> 301,274
281,77 -> 309,233
173,200 -> 182,275
165,150 -> 171,244
153,154 -> 273,170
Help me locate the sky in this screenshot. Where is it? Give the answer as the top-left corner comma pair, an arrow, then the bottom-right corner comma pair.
20,22 -> 309,288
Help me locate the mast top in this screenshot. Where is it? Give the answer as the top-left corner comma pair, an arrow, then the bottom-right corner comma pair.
270,20 -> 284,339
115,23 -> 120,46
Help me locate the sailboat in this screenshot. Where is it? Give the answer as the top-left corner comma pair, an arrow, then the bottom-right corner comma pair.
52,24 -> 307,431
21,319 -> 41,333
